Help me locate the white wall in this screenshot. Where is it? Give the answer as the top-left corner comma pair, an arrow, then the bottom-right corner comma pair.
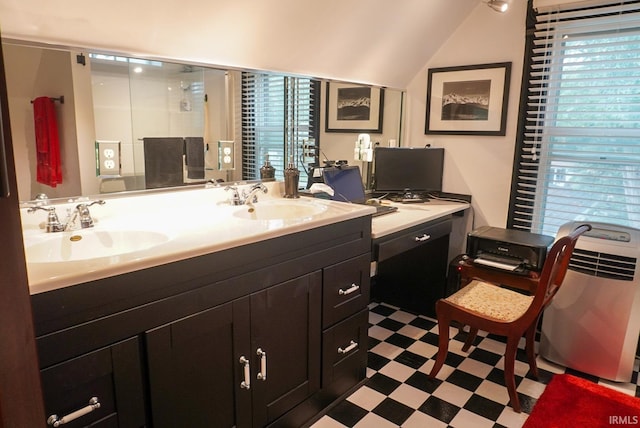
70,50 -> 100,196
0,0 -> 478,89
4,45 -> 83,200
405,1 -> 527,228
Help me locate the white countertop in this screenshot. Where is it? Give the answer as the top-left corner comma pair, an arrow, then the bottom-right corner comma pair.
21,182 -> 469,295
21,182 -> 375,295
371,199 -> 471,239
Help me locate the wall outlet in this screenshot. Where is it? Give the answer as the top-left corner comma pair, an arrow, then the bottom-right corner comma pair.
218,140 -> 235,170
96,140 -> 121,177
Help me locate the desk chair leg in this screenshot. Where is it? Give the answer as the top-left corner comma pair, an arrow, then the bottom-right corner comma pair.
462,327 -> 478,352
525,323 -> 539,379
429,307 -> 450,379
504,336 -> 522,413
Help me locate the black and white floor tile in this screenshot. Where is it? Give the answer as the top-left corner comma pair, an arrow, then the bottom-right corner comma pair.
311,301 -> 640,428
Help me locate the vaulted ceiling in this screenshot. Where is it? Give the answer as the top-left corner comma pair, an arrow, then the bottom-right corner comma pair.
0,0 -> 481,88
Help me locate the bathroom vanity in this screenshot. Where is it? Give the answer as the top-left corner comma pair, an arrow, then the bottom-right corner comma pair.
25,183 -> 373,427
23,182 -> 470,427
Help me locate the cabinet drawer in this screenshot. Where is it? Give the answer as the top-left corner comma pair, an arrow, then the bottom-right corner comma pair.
322,309 -> 368,397
40,336 -> 145,428
323,253 -> 371,329
374,216 -> 452,263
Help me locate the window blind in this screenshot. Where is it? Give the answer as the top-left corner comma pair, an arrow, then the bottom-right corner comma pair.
509,0 -> 640,236
241,73 -> 318,183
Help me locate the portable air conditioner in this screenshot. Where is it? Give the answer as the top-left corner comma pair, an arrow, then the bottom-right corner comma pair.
540,221 -> 640,382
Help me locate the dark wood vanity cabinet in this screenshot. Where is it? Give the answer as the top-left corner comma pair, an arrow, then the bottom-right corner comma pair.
32,216 -> 371,428
146,272 -> 322,428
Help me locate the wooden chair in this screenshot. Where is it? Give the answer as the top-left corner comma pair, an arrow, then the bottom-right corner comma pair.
428,224 -> 591,413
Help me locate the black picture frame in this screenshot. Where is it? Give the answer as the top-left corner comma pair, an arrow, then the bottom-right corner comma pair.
325,82 -> 384,133
425,62 -> 511,136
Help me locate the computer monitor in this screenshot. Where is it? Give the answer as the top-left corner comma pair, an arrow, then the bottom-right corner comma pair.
373,147 -> 444,194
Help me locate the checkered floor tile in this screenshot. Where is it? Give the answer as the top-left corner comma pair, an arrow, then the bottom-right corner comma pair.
310,301 -> 640,428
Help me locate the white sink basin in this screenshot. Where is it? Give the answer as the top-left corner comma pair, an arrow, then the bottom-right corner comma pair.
25,229 -> 170,264
233,199 -> 327,220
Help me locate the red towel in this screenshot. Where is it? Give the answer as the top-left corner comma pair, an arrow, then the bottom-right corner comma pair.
33,96 -> 62,187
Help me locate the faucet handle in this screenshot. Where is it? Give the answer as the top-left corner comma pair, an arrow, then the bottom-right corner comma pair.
74,200 -> 105,229
27,205 -> 54,214
83,200 -> 106,208
27,205 -> 64,233
225,186 -> 241,205
242,183 -> 268,205
250,183 -> 268,192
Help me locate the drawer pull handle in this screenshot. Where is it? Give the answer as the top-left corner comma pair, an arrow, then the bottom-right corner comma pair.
256,348 -> 267,381
47,397 -> 100,426
414,234 -> 431,242
338,340 -> 358,355
239,356 -> 251,389
338,283 -> 360,296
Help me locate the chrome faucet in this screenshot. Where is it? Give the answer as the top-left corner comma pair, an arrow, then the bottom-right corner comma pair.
65,200 -> 106,230
27,205 -> 64,233
242,183 -> 268,206
225,183 -> 268,206
225,185 -> 241,205
28,200 -> 105,233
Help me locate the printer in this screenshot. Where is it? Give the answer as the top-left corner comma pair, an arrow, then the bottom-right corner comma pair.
466,226 -> 554,273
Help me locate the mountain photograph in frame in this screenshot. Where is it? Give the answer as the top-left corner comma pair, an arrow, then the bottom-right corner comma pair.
425,62 -> 511,136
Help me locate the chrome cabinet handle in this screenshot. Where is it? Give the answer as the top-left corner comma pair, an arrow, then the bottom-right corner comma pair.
239,356 -> 251,389
47,397 -> 100,426
338,340 -> 358,355
414,234 -> 431,242
338,283 -> 360,296
256,348 -> 267,381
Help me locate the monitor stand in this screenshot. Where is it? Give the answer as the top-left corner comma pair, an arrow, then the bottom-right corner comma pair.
390,189 -> 427,203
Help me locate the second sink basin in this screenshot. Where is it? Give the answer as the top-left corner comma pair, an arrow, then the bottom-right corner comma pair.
233,199 -> 327,221
25,229 -> 170,264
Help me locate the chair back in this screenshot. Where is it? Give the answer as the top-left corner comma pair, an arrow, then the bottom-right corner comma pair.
527,224 -> 592,321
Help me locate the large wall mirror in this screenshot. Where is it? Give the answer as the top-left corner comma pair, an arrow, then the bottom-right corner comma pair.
3,39 -> 405,202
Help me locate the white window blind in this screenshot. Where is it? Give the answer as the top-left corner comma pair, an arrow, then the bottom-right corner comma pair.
509,0 -> 640,236
241,72 -> 318,183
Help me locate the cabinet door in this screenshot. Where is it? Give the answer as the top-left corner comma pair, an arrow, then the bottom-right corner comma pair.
40,336 -> 145,428
146,299 -> 251,428
250,271 -> 322,427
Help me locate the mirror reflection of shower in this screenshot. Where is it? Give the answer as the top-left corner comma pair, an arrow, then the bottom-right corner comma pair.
91,56 -> 235,191
180,81 -> 192,112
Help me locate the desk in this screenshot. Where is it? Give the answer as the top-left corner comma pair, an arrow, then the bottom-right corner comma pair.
371,200 -> 471,317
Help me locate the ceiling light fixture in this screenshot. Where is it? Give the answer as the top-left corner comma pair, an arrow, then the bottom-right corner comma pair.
487,0 -> 509,13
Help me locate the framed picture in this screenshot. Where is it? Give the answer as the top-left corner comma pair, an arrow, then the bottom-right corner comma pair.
425,62 -> 511,136
325,82 -> 384,133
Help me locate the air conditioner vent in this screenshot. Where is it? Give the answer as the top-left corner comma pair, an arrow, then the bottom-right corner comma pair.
569,248 -> 636,281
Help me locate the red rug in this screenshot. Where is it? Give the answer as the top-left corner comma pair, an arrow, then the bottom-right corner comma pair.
524,374 -> 640,428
